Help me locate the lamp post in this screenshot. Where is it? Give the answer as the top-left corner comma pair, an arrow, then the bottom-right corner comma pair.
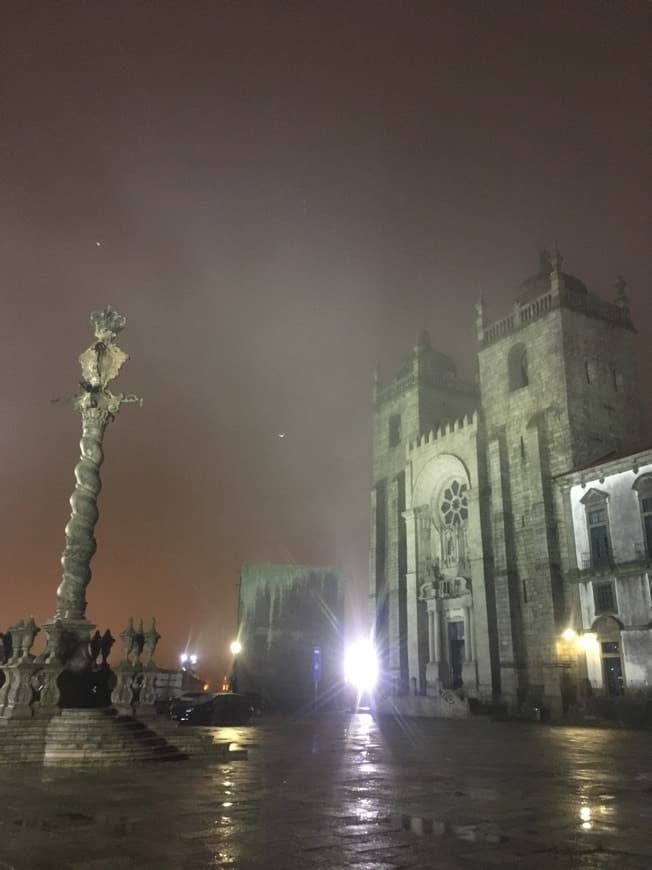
228,640 -> 241,693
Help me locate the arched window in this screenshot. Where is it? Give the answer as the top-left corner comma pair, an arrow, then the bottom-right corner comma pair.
508,343 -> 528,391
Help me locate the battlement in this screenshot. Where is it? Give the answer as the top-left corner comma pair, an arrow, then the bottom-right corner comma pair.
407,410 -> 479,454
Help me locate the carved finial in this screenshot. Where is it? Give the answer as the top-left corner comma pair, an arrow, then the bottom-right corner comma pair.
614,275 -> 629,309
550,247 -> 563,275
416,330 -> 432,353
475,294 -> 485,341
90,306 -> 126,341
549,247 -> 564,294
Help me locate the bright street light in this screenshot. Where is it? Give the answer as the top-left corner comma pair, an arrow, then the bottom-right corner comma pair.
230,640 -> 242,656
344,639 -> 379,692
179,653 -> 189,665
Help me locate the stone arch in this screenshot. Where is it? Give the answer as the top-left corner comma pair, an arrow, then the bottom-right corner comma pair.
411,453 -> 472,515
591,614 -> 624,635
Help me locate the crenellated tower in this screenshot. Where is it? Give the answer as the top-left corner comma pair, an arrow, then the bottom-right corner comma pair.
369,331 -> 477,690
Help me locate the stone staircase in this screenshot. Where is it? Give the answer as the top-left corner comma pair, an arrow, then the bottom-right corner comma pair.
0,708 -> 247,766
0,708 -> 186,766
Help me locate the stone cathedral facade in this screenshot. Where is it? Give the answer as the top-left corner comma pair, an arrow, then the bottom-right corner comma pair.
369,252 -> 651,715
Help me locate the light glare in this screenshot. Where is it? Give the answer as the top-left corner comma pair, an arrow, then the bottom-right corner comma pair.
344,640 -> 378,691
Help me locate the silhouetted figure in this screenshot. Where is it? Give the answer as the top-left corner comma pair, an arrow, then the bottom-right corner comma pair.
99,629 -> 115,666
89,630 -> 102,666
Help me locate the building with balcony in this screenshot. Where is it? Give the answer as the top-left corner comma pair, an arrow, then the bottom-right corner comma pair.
556,452 -> 652,696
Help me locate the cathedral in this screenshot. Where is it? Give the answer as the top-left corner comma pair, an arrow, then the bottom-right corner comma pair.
369,252 -> 652,716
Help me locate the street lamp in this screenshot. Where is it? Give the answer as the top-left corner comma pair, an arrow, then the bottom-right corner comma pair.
179,652 -> 198,670
228,639 -> 241,693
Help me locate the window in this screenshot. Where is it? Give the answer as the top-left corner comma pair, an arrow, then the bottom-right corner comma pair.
642,497 -> 652,557
594,581 -> 616,614
508,343 -> 528,391
440,480 -> 469,526
632,474 -> 652,558
388,414 -> 401,448
581,489 -> 611,568
588,509 -> 610,567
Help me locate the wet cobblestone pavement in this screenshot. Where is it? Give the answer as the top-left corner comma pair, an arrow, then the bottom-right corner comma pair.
0,712 -> 651,869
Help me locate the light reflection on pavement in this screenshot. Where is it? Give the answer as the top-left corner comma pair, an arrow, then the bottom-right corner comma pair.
0,712 -> 650,868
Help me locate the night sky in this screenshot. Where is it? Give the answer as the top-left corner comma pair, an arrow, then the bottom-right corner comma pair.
2,2 -> 650,683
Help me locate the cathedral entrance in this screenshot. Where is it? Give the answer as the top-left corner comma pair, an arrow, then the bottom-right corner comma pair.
447,620 -> 465,689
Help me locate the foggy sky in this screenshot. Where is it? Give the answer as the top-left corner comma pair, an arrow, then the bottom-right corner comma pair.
1,2 -> 650,683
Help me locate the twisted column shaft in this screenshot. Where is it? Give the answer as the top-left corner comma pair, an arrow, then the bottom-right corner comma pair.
56,409 -> 108,620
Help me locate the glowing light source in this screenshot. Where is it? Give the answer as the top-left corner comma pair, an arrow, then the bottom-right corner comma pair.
179,653 -> 189,664
230,640 -> 242,656
189,654 -> 198,666
578,632 -> 599,651
561,628 -> 577,642
344,640 -> 379,692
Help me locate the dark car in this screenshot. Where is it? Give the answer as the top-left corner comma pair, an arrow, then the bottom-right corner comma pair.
168,691 -> 215,719
175,693 -> 253,726
242,691 -> 265,716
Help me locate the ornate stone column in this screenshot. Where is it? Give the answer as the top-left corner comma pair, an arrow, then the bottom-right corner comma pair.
431,606 -> 440,664
49,307 -> 141,703
463,606 -> 472,662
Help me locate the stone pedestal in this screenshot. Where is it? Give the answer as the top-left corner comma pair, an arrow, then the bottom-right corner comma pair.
111,662 -> 136,716
0,663 -> 39,719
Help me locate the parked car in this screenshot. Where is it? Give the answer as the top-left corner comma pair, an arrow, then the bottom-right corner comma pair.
168,691 -> 216,719
242,691 -> 265,716
174,693 -> 253,726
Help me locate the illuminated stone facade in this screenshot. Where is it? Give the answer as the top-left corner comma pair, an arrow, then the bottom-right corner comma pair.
370,253 -> 647,715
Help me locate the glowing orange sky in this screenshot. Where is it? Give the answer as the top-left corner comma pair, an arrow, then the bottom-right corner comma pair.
1,2 -> 650,684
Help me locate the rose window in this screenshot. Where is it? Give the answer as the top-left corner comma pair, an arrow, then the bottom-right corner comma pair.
440,480 -> 468,526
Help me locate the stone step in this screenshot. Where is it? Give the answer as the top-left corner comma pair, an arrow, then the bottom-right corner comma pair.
0,708 -> 248,766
